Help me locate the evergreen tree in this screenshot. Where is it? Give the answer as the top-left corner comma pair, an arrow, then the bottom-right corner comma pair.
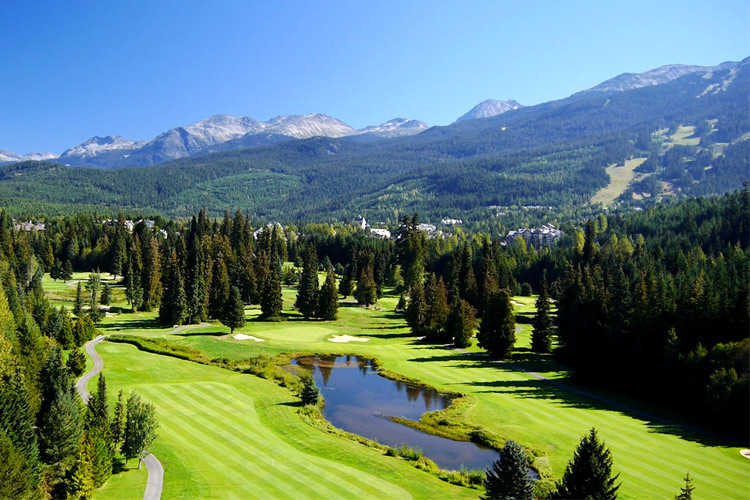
122,392 -> 159,470
300,375 -> 320,406
63,261 -> 74,282
447,299 -> 477,348
316,269 -> 338,320
406,282 -> 428,337
554,428 -> 620,500
67,438 -> 95,500
0,376 -> 40,491
67,347 -> 86,377
159,252 -> 187,326
141,238 -> 162,312
124,260 -> 143,313
85,375 -> 114,486
424,274 -> 450,341
395,292 -> 407,312
221,286 -> 246,333
73,282 -> 84,317
531,272 -> 553,353
86,270 -> 102,322
675,473 -> 695,500
85,374 -> 109,431
209,255 -> 231,319
260,266 -> 283,319
355,265 -> 378,306
478,289 -> 516,358
100,284 -> 112,306
482,439 -> 535,500
111,390 -> 126,448
0,431 -> 38,500
60,307 -> 75,349
296,244 -> 320,318
50,259 -> 62,281
338,265 -> 354,298
187,248 -> 210,323
37,391 -> 82,492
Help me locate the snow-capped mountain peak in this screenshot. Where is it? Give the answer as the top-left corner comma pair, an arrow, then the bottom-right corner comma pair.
0,149 -> 58,163
60,136 -> 145,159
260,113 -> 357,139
456,99 -> 523,122
356,118 -> 429,138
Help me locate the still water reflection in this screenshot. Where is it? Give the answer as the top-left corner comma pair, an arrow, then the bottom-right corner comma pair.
294,355 -> 500,471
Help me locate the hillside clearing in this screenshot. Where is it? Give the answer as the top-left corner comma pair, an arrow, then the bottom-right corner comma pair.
589,157 -> 647,205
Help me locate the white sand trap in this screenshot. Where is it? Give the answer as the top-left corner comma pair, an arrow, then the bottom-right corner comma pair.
328,335 -> 370,343
741,449 -> 750,460
233,334 -> 265,342
511,300 -> 523,306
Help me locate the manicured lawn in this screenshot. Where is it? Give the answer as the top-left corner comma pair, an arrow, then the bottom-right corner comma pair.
91,342 -> 475,499
66,273 -> 749,499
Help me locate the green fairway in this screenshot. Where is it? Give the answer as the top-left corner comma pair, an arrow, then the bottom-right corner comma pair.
91,342 -> 475,499
59,272 -> 748,499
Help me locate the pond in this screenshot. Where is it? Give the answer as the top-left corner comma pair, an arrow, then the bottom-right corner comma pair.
293,355 -> 500,471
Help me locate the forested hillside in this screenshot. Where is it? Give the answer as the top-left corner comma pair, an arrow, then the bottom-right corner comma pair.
0,59 -> 747,222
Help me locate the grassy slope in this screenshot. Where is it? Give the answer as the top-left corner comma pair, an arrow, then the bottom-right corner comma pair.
589,157 -> 647,206
65,273 -> 749,499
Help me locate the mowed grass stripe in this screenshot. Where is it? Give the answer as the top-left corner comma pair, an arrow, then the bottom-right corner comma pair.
183,383 -> 405,500
167,383 -> 356,499
144,382 -> 408,500
144,386 -> 304,498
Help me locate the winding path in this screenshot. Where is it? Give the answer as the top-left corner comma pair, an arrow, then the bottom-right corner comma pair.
77,336 -> 164,500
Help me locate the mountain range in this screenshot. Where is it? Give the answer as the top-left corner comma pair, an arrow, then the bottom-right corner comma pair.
0,57 -> 747,222
2,59 -> 740,169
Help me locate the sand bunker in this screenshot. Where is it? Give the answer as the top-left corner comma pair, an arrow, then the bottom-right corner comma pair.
741,450 -> 750,460
233,334 -> 265,342
328,335 -> 370,343
511,300 -> 523,306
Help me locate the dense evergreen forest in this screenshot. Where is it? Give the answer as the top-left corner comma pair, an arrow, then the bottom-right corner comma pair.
1,187 -> 747,498
0,59 -> 747,223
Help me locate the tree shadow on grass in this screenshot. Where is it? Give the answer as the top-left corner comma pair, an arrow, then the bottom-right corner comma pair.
365,330 -> 415,341
277,400 -> 303,408
174,330 -> 226,338
408,347 -> 741,447
98,319 -> 166,331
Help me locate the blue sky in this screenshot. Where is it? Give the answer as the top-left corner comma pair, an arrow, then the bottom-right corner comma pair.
1,1 -> 748,154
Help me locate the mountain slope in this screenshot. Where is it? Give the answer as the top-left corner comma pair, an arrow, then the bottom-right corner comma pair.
584,61 -> 738,93
1,58 -> 747,220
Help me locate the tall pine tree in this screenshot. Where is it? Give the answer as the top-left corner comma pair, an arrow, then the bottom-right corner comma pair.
531,271 -> 553,353
482,440 -> 535,500
221,286 -> 246,333
159,252 -> 187,326
554,428 -> 620,500
296,244 -> 320,318
316,269 -> 339,320
478,289 -> 516,358
447,299 -> 477,348
260,266 -> 283,320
